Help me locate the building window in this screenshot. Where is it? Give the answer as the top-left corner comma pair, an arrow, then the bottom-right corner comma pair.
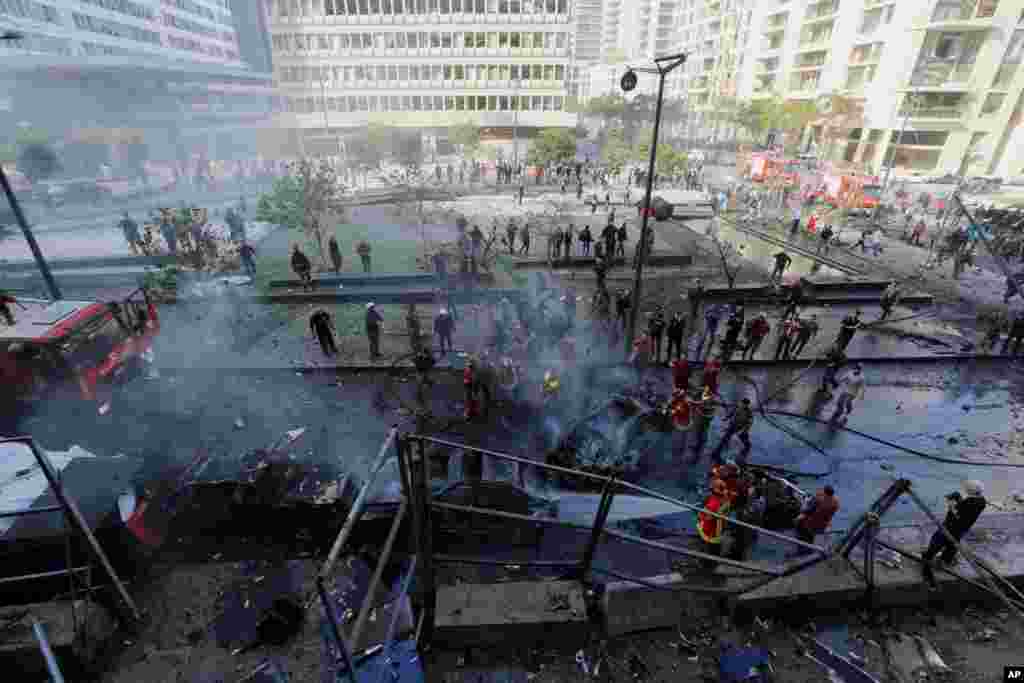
982,92 -> 1005,115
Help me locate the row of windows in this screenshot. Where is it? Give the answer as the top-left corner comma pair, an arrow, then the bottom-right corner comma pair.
271,30 -> 567,51
72,11 -> 162,44
279,62 -> 567,83
278,0 -> 569,17
0,0 -> 59,23
166,33 -> 239,59
163,0 -> 234,28
283,93 -> 565,113
81,0 -> 155,20
163,11 -> 235,43
81,39 -> 153,57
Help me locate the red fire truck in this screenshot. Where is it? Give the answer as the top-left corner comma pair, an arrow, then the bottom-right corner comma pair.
0,289 -> 159,403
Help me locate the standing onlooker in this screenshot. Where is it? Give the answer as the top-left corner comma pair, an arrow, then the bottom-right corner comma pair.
789,205 -> 801,236
666,312 -> 686,362
239,241 -> 257,279
743,313 -> 771,360
729,483 -> 766,561
818,224 -> 834,254
615,290 -> 631,333
922,481 -> 987,582
789,313 -> 819,357
160,214 -> 178,255
709,397 -> 754,464
1001,313 -> 1024,355
469,225 -> 484,273
835,309 -> 863,352
119,213 -> 142,254
701,304 -> 722,359
794,485 -> 839,555
648,308 -> 666,364
563,224 -> 574,260
601,223 -> 617,258
505,221 -> 517,254
579,225 -> 592,257
406,303 -> 423,354
721,310 -> 743,361
328,235 -> 343,274
879,281 -> 900,320
356,240 -> 372,273
831,364 -> 866,421
616,222 -> 627,257
365,302 -> 384,359
434,307 -> 455,355
519,223 -> 531,255
771,251 -> 792,283
310,309 -> 337,356
291,244 -> 313,291
774,315 -> 800,360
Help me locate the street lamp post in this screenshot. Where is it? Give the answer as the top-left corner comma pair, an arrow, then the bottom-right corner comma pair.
0,30 -> 61,301
621,51 -> 688,355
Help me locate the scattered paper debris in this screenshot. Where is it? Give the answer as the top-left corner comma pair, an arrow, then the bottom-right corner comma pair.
98,402 -> 111,416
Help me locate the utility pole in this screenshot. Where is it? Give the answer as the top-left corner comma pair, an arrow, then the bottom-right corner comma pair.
0,31 -> 61,301
620,51 -> 688,354
873,89 -> 917,225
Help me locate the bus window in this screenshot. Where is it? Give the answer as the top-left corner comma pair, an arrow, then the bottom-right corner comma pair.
58,313 -> 128,370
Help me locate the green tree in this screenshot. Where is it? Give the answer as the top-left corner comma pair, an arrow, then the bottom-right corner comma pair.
600,128 -> 631,176
636,140 -> 687,178
17,143 -> 60,184
527,128 -> 577,167
448,120 -> 482,160
256,160 -> 349,266
586,93 -> 627,121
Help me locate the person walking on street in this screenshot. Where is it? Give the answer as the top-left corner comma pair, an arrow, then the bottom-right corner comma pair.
794,485 -> 839,555
615,289 -> 631,333
771,251 -> 792,283
119,213 -> 142,254
563,224 -> 574,261
291,244 -> 314,291
518,183 -> 525,204
519,223 -> 531,255
434,307 -> 455,355
921,480 -> 987,583
689,279 -> 705,322
721,310 -> 743,361
365,302 -> 384,359
775,315 -> 800,360
831,364 -> 865,423
1001,314 -> 1024,355
709,397 -> 754,464
469,225 -> 484,274
697,478 -> 731,570
743,313 -> 771,360
701,304 -> 722,359
835,310 -> 862,352
789,206 -> 801,237
310,309 -> 338,356
648,308 -> 666,364
820,345 -> 847,395
406,303 -> 423,354
356,240 -> 372,273
239,241 -> 257,279
616,222 -> 627,257
579,225 -> 592,257
328,235 -> 343,274
548,227 -> 561,261
911,218 -> 926,246
789,313 -> 819,357
666,312 -> 685,362
160,214 -> 177,255
879,281 -> 900,320
602,223 -> 617,259
505,222 -> 517,254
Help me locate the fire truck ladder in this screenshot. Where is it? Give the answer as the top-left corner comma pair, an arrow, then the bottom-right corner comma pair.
0,437 -> 141,681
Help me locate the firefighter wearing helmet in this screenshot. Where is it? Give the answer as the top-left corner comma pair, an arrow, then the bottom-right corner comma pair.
542,369 -> 561,401
670,388 -> 691,431
697,478 -> 732,570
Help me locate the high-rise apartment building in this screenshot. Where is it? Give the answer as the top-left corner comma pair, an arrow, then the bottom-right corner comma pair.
266,0 -> 576,156
733,0 -> 1024,177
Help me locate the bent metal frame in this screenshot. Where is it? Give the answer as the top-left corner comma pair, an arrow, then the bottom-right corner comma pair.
316,430 -> 1024,672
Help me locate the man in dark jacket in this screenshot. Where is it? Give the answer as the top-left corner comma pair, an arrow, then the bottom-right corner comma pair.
519,223 -> 531,255
789,313 -> 819,357
328,236 -> 343,273
616,222 -> 627,257
505,221 -> 517,254
922,480 -> 987,582
239,241 -> 257,279
291,244 -> 313,291
434,307 -> 455,355
365,302 -> 383,359
835,309 -> 863,352
743,313 -> 771,360
578,225 -> 593,257
310,309 -> 337,356
615,290 -> 631,333
771,251 -> 792,282
666,312 -> 685,362
721,311 -> 744,361
648,308 -> 666,363
601,222 -> 617,259
1002,314 -> 1024,355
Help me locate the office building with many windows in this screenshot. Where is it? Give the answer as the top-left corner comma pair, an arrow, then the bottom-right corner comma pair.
729,0 -> 1024,177
266,0 -> 576,156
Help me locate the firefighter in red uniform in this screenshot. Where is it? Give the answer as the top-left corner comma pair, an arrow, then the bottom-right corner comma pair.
671,357 -> 691,392
670,388 -> 691,431
697,478 -> 731,570
702,357 -> 722,395
463,357 -> 480,420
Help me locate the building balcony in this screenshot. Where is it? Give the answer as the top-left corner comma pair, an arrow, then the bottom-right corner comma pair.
907,62 -> 974,90
797,37 -> 831,52
803,1 -> 839,24
793,62 -> 826,72
897,106 -> 967,123
919,1 -> 1000,31
288,12 -> 572,27
863,0 -> 894,8
276,47 -> 571,61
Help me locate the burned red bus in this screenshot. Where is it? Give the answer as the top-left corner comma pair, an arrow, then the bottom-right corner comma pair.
0,289 -> 159,403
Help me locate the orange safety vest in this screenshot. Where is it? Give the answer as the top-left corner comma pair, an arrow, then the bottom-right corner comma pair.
697,493 -> 730,544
